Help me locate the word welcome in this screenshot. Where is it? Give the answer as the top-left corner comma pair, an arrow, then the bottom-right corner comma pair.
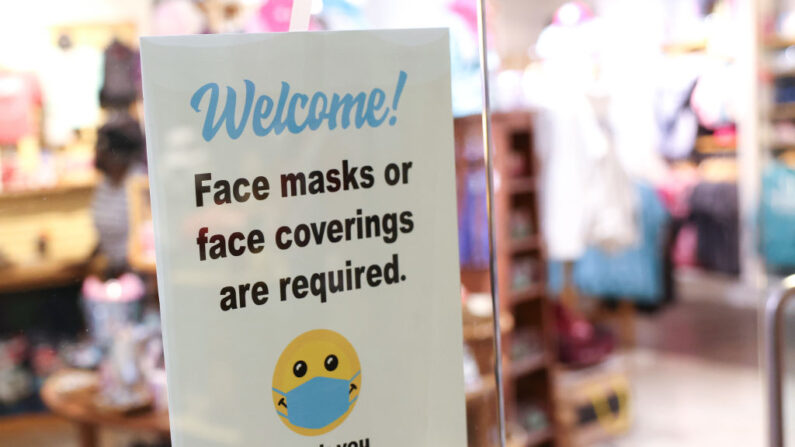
191,71 -> 407,141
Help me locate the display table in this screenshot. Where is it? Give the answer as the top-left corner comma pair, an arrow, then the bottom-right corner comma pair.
0,259 -> 89,294
40,370 -> 169,447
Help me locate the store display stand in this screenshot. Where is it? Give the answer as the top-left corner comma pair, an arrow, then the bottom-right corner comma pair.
457,112 -> 558,447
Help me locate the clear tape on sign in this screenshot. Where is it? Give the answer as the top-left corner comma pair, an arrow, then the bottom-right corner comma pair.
289,0 -> 312,32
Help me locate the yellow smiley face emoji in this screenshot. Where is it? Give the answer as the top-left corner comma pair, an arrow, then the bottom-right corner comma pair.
272,329 -> 361,436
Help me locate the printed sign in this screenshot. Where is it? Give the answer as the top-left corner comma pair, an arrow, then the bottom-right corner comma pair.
140,29 -> 466,446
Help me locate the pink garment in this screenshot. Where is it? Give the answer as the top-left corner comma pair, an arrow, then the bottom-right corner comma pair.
152,0 -> 205,35
672,224 -> 698,268
448,0 -> 478,36
657,167 -> 699,218
0,72 -> 41,145
245,0 -> 293,33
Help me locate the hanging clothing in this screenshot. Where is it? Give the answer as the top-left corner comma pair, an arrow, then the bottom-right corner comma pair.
531,19 -> 644,260
691,62 -> 738,130
100,41 -> 140,108
583,140 -> 639,253
530,21 -> 608,261
548,183 -> 669,304
534,100 -> 606,261
760,160 -> 795,271
689,181 -> 740,275
41,45 -> 103,146
0,72 -> 41,145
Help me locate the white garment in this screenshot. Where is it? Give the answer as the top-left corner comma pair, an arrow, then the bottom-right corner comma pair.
40,46 -> 102,147
533,91 -> 608,261
530,21 -> 641,260
583,142 -> 638,252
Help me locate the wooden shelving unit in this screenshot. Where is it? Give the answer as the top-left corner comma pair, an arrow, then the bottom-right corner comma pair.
456,112 -> 558,447
0,178 -> 97,294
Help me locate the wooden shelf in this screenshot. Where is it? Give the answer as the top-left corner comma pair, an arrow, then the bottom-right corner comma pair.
463,314 -> 514,342
509,427 -> 554,447
525,427 -> 554,446
765,35 -> 795,50
511,353 -> 548,378
0,179 -> 96,201
695,135 -> 736,154
511,285 -> 544,305
509,236 -> 542,254
506,178 -> 536,194
0,259 -> 89,294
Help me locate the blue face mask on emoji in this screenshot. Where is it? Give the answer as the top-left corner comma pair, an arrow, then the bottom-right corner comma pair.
273,371 -> 360,430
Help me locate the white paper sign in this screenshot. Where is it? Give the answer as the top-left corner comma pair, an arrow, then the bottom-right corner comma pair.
140,29 -> 466,446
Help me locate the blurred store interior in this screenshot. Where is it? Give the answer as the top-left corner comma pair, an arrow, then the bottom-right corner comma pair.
1,0 -> 794,445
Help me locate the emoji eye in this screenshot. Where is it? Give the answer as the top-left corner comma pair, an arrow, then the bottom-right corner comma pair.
293,360 -> 307,378
324,355 -> 338,371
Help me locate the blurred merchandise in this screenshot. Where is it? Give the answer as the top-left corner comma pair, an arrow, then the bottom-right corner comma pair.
583,144 -> 638,253
81,274 -> 145,348
61,341 -> 104,371
690,181 -> 740,275
511,256 -> 537,292
99,40 -> 140,109
0,337 -> 34,409
549,184 -> 669,304
510,207 -> 534,240
655,64 -> 699,160
556,358 -> 631,446
510,328 -> 543,362
672,224 -> 699,268
691,63 -> 738,129
95,326 -> 152,414
517,402 -> 549,435
0,71 -> 41,145
244,0 -> 294,33
554,303 -> 615,368
40,39 -> 102,147
760,160 -> 795,270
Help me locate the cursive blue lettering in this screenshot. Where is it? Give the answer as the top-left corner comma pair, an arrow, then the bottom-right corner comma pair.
190,80 -> 256,141
190,71 -> 408,142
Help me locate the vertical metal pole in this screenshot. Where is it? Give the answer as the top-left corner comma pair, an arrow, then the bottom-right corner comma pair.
766,277 -> 795,447
476,0 -> 507,446
767,291 -> 784,447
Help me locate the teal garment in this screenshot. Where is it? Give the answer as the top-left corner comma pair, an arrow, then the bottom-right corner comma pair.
761,161 -> 795,270
549,183 -> 669,303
